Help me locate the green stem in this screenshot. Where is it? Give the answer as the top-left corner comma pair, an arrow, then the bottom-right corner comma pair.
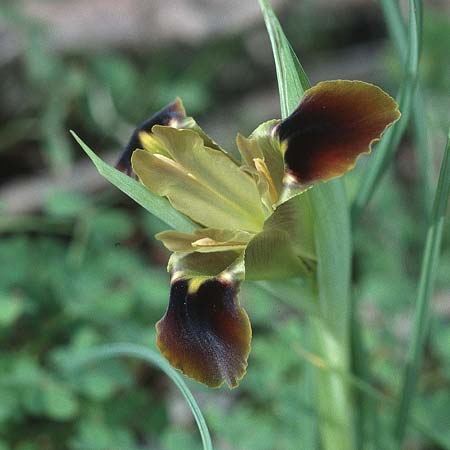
310,314 -> 354,450
350,294 -> 377,450
308,182 -> 355,450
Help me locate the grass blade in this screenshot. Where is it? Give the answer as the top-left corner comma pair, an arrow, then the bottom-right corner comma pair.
258,0 -> 310,114
70,131 -> 197,233
68,343 -> 214,450
351,0 -> 421,224
351,1 -> 423,446
381,0 -> 433,214
412,91 -> 434,214
395,127 -> 450,442
381,0 -> 408,57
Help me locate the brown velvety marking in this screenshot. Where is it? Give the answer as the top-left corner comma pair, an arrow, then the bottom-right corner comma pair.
277,80 -> 400,184
156,277 -> 251,388
116,98 -> 185,175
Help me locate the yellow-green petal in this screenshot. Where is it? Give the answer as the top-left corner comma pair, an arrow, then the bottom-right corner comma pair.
152,126 -> 261,220
236,120 -> 284,209
177,116 -> 227,153
266,193 -> 316,261
132,127 -> 265,232
244,228 -> 311,280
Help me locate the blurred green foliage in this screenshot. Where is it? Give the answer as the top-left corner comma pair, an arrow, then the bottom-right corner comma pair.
1,1 -> 450,450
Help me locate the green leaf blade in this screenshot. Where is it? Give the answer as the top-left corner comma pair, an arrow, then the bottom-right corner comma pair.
381,0 -> 433,214
70,131 -> 197,233
68,343 -> 214,450
395,127 -> 450,443
258,0 -> 310,117
351,0 -> 421,224
258,2 -> 354,450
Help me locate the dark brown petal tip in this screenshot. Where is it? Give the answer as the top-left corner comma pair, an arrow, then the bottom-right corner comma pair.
156,276 -> 251,388
116,98 -> 186,175
277,80 -> 401,185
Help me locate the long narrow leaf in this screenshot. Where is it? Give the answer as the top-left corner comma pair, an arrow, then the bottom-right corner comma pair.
351,1 -> 422,445
351,0 -> 421,224
70,131 -> 198,233
258,0 -> 310,115
259,2 -> 355,449
68,343 -> 214,450
381,0 -> 433,213
395,127 -> 450,442
381,0 -> 408,57
412,91 -> 434,213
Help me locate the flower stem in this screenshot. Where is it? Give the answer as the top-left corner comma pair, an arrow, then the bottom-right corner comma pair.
308,181 -> 355,450
310,314 -> 354,450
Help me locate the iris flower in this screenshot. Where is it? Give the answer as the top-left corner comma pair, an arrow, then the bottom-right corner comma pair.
117,80 -> 400,388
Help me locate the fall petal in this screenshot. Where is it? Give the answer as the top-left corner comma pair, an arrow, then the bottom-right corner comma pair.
156,276 -> 251,388
277,80 -> 401,185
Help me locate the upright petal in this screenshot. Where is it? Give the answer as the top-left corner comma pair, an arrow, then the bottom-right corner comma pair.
236,120 -> 284,209
244,229 -> 311,280
265,194 -> 316,261
156,275 -> 251,388
277,80 -> 401,185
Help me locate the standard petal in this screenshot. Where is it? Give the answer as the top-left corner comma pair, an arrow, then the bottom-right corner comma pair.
277,80 -> 401,184
132,128 -> 265,232
156,276 -> 251,388
266,194 -> 316,261
249,120 -> 285,192
116,98 -> 186,175
236,120 -> 284,209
